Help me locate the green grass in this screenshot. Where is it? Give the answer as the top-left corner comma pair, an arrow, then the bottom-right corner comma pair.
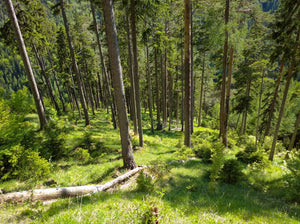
0,110 -> 299,223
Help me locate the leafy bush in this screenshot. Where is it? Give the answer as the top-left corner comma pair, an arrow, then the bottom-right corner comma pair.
136,170 -> 154,192
236,143 -> 263,164
193,140 -> 212,163
219,159 -> 244,184
72,147 -> 90,163
285,151 -> 300,202
39,121 -> 67,160
7,87 -> 34,115
209,142 -> 225,191
175,145 -> 194,160
0,144 -> 50,181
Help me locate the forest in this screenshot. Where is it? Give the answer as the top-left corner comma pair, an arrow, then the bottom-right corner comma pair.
0,0 -> 299,223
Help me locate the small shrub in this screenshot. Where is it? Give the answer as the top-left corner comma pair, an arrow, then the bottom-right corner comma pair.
72,148 -> 90,163
136,170 -> 154,192
219,159 -> 244,184
236,143 -> 263,164
209,142 -> 225,191
285,151 -> 300,202
193,140 -> 212,163
175,145 -> 194,160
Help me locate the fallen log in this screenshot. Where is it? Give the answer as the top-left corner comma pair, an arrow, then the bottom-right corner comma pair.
0,166 -> 144,203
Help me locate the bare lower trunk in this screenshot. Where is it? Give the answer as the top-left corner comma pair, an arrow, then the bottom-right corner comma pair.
103,0 -> 137,169
288,112 -> 300,152
4,0 -> 47,129
146,41 -> 154,133
256,71 -> 264,146
184,0 -> 192,147
130,0 -> 143,147
60,0 -> 90,126
198,53 -> 205,127
155,48 -> 162,130
240,80 -> 251,135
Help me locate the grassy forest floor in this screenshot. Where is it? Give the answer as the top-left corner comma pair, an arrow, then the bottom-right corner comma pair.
0,111 -> 300,223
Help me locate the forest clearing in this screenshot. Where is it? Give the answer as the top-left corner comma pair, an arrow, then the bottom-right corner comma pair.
0,0 -> 299,223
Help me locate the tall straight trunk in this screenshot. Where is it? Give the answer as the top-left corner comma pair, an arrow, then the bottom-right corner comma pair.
240,80 -> 251,135
130,0 -> 143,147
70,70 -> 82,118
146,41 -> 154,133
4,0 -> 47,129
269,58 -> 295,161
32,44 -> 60,114
91,0 -> 113,114
190,2 -> 194,134
256,71 -> 264,146
126,14 -> 138,135
97,72 -> 104,106
102,0 -> 137,169
184,0 -> 192,147
162,21 -> 168,129
155,48 -> 162,130
60,0 -> 90,126
220,0 -> 230,145
263,61 -> 284,140
224,45 -> 234,146
67,86 -> 76,111
181,46 -> 184,132
175,65 -> 180,127
288,112 -> 300,152
47,48 -> 66,112
168,72 -> 173,131
198,53 -> 205,127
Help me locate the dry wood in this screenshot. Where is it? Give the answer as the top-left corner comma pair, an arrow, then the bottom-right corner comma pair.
0,166 -> 144,203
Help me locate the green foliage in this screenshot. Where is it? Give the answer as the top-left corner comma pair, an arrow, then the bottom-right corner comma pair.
7,87 -> 34,115
175,145 -> 194,160
236,143 -> 264,164
136,170 -> 154,192
285,151 -> 300,202
72,148 -> 90,164
0,144 -> 50,181
209,142 -> 225,191
193,140 -> 212,163
219,159 -> 244,184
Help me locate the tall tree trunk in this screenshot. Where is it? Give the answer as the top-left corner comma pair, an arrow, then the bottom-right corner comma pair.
190,2 -> 194,134
32,44 -> 60,114
168,72 -> 173,131
60,0 -> 90,126
198,53 -> 205,127
240,80 -> 251,135
181,45 -> 184,132
224,45 -> 234,146
256,71 -> 264,146
126,14 -> 138,135
184,0 -> 192,147
70,70 -> 82,119
97,72 -> 104,106
269,58 -> 295,161
288,112 -> 300,152
146,41 -> 154,133
47,48 -> 66,112
102,0 -> 137,169
130,0 -> 143,147
175,65 -> 180,128
155,48 -> 162,130
162,21 -> 168,129
4,0 -> 47,129
220,0 -> 230,145
263,61 -> 284,141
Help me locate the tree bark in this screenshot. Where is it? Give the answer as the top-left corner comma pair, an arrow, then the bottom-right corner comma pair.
102,0 -> 137,169
198,53 -> 205,127
4,0 -> 47,129
47,48 -> 66,112
184,0 -> 192,147
155,47 -> 162,130
0,166 -> 143,203
240,80 -> 251,135
263,61 -> 284,140
269,59 -> 295,161
60,0 -> 90,126
130,0 -> 143,147
224,45 -> 234,146
288,112 -> 300,152
32,44 -> 60,114
126,14 -> 138,135
255,71 -> 264,146
220,0 -> 229,145
146,40 -> 154,133
168,72 -> 173,131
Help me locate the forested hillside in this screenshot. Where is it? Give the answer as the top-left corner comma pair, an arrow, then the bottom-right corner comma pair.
0,0 -> 299,223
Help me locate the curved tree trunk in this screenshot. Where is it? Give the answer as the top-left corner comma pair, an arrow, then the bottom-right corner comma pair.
4,0 -> 47,129
102,0 -> 137,169
60,0 -> 90,126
